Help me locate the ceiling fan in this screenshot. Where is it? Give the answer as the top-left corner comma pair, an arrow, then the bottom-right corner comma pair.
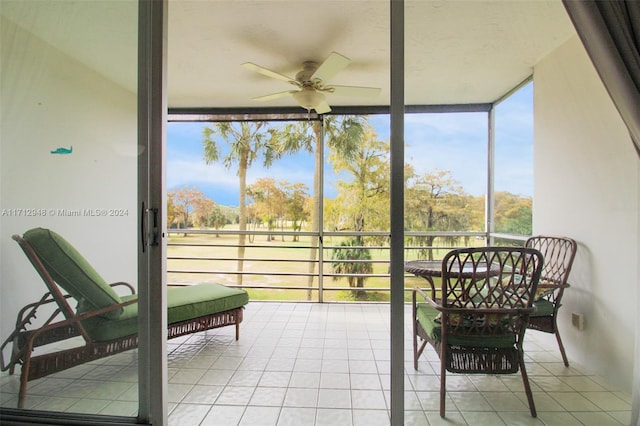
242,52 -> 381,114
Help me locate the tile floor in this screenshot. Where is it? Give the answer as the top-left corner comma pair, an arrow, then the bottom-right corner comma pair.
0,302 -> 633,425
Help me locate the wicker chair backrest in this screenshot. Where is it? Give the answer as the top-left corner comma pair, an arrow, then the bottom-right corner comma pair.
525,236 -> 577,303
439,247 -> 544,339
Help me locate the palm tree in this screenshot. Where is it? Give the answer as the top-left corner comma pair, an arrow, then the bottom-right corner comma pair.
273,116 -> 368,300
202,122 -> 277,285
331,237 -> 373,299
326,124 -> 389,300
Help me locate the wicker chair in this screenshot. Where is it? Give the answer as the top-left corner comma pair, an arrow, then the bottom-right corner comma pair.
412,246 -> 544,417
1,228 -> 249,408
525,235 -> 577,367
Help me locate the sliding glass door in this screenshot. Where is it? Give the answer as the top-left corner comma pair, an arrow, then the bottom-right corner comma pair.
0,0 -> 165,423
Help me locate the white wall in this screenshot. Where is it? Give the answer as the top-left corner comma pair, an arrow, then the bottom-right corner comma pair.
0,17 -> 138,342
534,35 -> 639,393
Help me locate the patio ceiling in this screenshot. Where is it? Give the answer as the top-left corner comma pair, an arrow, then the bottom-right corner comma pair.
1,0 -> 576,110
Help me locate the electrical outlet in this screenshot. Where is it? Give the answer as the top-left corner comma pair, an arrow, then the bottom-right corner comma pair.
571,313 -> 585,330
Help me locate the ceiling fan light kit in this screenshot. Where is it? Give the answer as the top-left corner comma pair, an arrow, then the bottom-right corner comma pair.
242,51 -> 381,114
292,88 -> 326,112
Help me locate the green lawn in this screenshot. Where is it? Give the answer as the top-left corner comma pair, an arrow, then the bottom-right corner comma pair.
167,231 -> 465,302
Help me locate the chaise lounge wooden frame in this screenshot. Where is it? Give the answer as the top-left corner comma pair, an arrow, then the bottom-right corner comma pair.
1,229 -> 248,408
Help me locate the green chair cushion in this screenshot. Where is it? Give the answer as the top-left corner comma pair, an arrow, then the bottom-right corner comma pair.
534,279 -> 558,299
531,299 -> 555,317
416,302 -> 441,341
23,228 -> 123,319
81,283 -> 249,342
416,303 -> 515,348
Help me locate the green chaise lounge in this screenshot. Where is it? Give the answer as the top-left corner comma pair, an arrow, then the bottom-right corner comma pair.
0,228 -> 249,408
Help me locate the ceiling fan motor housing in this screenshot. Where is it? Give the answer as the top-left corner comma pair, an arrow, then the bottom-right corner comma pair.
296,61 -> 320,87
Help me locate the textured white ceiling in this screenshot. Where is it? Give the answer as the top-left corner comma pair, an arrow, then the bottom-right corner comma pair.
2,0 -> 576,111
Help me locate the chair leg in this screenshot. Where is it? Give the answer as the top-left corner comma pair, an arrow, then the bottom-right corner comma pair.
518,351 -> 537,417
440,354 -> 447,417
412,294 -> 429,370
412,318 -> 427,370
554,326 -> 569,367
413,334 -> 418,370
234,308 -> 241,341
18,357 -> 30,409
413,313 -> 418,370
414,338 -> 427,370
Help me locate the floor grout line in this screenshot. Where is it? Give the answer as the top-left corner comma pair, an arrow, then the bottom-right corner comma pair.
0,302 -> 632,425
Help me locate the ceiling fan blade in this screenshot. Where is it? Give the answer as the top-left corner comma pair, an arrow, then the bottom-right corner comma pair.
314,100 -> 332,114
330,85 -> 381,98
242,62 -> 297,84
311,52 -> 350,82
252,90 -> 297,101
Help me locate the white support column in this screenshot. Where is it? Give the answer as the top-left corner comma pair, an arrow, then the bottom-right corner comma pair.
486,107 -> 495,245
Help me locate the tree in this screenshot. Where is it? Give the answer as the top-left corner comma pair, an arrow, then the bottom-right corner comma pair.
167,195 -> 179,229
192,197 -> 216,228
247,179 -> 310,242
405,168 -> 471,259
168,186 -> 206,233
282,181 -> 310,241
209,205 -> 227,237
494,191 -> 532,235
271,115 -> 368,299
328,123 -> 390,241
245,202 -> 259,243
327,124 -> 390,299
247,177 -> 284,241
466,194 -> 486,232
202,122 -> 278,284
331,238 -> 373,299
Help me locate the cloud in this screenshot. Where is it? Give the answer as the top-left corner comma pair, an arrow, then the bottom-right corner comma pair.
167,155 -> 236,189
403,112 -> 488,195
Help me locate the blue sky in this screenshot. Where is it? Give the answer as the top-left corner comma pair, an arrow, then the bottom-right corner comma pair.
167,83 -> 533,206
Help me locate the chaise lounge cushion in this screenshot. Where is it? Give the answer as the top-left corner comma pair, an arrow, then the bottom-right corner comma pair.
80,283 -> 249,342
23,228 -> 124,319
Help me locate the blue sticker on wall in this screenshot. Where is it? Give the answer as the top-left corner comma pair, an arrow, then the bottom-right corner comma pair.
51,146 -> 73,154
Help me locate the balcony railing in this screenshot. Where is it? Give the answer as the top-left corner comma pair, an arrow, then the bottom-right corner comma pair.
167,229 -> 526,302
